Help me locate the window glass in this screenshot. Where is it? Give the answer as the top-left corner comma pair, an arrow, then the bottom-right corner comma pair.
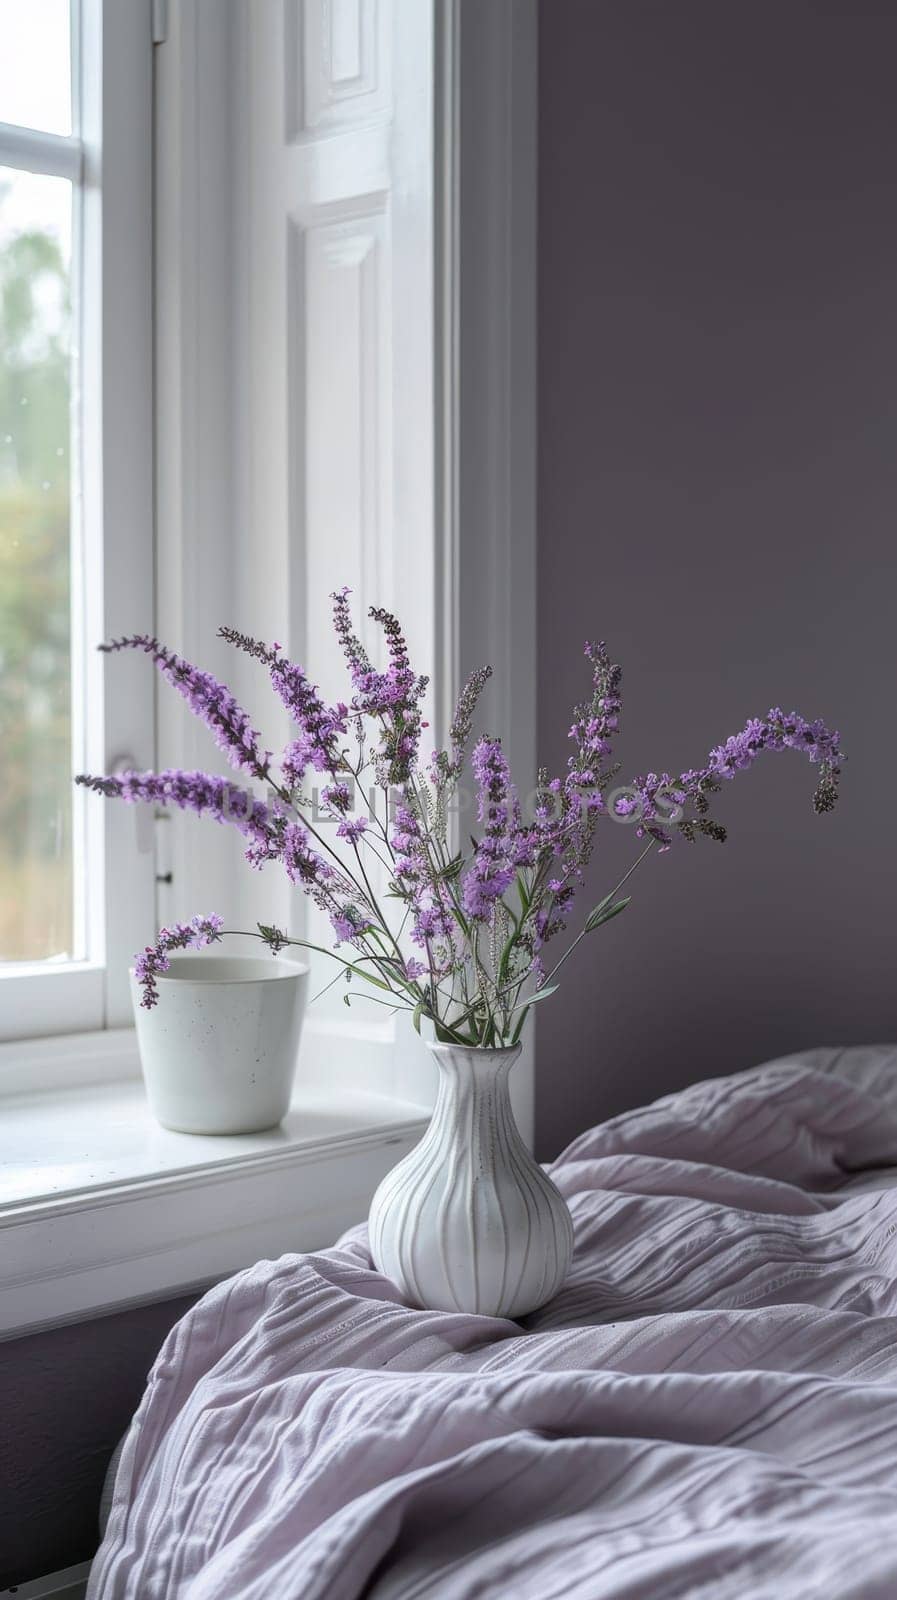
0,0 -> 72,137
0,166 -> 74,962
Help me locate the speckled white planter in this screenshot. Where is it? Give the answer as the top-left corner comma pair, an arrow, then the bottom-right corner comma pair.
131,956 -> 309,1135
369,1041 -> 573,1318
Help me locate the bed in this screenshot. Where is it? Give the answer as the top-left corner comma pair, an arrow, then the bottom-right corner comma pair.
88,1046 -> 897,1598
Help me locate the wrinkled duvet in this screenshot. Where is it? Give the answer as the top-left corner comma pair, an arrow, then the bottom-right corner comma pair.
89,1046 -> 897,1599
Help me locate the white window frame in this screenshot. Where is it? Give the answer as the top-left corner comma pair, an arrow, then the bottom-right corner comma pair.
0,0 -> 157,1042
0,0 -> 537,1341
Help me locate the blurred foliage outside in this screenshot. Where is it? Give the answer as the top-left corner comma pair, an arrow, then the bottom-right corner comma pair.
0,175 -> 73,961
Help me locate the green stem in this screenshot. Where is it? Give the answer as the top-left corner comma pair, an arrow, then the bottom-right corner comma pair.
539,838 -> 656,991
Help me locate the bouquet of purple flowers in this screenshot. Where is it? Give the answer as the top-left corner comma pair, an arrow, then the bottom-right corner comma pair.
78,590 -> 843,1048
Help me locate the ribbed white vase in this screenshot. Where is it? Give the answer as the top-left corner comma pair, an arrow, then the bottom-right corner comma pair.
369,1041 -> 573,1318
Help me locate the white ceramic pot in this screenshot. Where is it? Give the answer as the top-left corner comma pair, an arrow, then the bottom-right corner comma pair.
369,1041 -> 573,1318
131,955 -> 309,1135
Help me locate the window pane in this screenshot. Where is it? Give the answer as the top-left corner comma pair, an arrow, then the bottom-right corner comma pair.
0,167 -> 74,963
0,0 -> 72,137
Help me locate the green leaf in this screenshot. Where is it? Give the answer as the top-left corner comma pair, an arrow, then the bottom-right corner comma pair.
412,1001 -> 423,1035
584,895 -> 631,933
508,983 -> 559,1017
583,894 -> 613,927
496,932 -> 518,989
510,1010 -> 528,1046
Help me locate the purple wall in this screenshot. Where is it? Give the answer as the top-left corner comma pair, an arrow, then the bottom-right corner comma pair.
536,0 -> 897,1156
0,1294 -> 196,1587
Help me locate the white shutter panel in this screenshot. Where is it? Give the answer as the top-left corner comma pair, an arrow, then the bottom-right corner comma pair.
236,0 -> 437,1106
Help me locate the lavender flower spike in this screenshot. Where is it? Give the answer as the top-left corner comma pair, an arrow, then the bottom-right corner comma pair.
706,707 -> 843,814
331,590 -> 428,785
219,626 -> 348,787
331,587 -> 373,679
135,914 -> 224,1009
100,636 -> 268,779
430,664 -> 493,787
615,707 -> 845,848
75,768 -> 276,859
461,738 -> 519,921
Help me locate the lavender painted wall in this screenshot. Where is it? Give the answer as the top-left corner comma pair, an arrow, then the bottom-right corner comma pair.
0,1294 -> 196,1587
536,0 -> 897,1156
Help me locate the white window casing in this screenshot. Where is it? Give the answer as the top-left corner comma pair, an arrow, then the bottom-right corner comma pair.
0,0 -> 156,1041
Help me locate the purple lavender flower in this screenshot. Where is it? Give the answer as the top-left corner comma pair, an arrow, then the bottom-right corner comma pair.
134,913 -> 224,1009
100,636 -> 268,779
566,640 -> 622,788
219,625 -> 348,787
331,591 -> 428,785
83,604 -> 845,1050
272,662 -> 347,785
429,664 -> 493,787
462,739 -> 528,921
615,708 -> 844,847
391,803 -> 423,857
330,906 -> 372,946
610,771 -> 682,849
337,816 -> 368,844
277,821 -> 368,952
321,781 -> 352,814
409,896 -> 455,963
704,708 -> 842,813
281,822 -> 334,889
389,801 -> 429,891
331,587 -> 373,679
76,768 -> 277,861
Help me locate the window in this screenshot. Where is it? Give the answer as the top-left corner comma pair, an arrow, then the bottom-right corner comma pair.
0,0 -> 536,1086
0,0 -> 155,1040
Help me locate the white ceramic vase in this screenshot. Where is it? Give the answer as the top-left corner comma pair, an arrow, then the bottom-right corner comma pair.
131,955 -> 309,1134
369,1041 -> 573,1318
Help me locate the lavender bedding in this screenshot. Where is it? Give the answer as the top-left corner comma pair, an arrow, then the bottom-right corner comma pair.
89,1046 -> 897,1599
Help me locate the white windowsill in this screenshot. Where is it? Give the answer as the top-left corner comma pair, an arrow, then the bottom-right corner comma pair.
0,1031 -> 429,1340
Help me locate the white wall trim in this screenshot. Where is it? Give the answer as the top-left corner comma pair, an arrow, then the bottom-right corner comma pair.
0,1026 -> 139,1098
0,1080 -> 427,1339
437,0 -> 539,1142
